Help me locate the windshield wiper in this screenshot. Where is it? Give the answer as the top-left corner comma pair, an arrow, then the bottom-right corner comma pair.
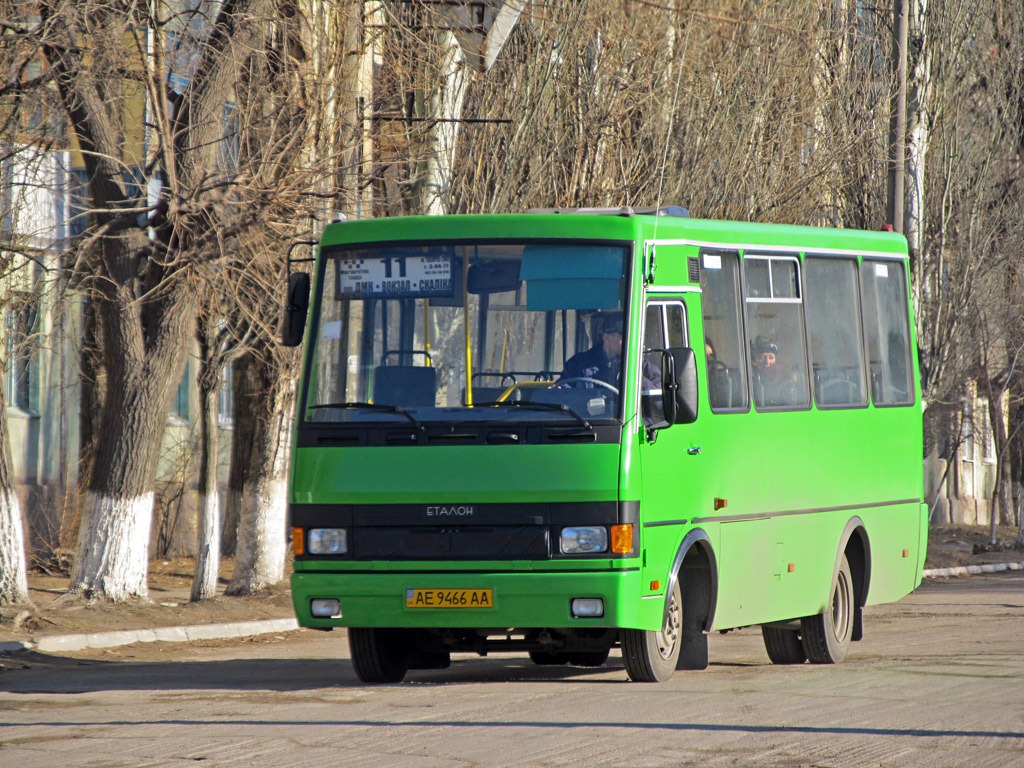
308,402 -> 425,432
474,400 -> 592,431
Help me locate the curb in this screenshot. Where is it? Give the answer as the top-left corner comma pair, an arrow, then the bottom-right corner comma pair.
0,617 -> 299,655
923,561 -> 1024,579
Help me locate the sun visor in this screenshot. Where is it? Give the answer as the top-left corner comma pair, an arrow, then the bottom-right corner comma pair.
520,245 -> 625,311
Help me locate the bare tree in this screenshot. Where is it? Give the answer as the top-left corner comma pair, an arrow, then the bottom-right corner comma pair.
0,379 -> 28,605
20,0 -> 331,600
190,298 -> 248,601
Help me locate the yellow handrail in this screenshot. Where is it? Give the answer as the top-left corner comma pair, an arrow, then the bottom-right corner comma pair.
463,254 -> 473,405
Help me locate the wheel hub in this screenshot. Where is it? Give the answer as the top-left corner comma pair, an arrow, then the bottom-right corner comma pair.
657,590 -> 681,659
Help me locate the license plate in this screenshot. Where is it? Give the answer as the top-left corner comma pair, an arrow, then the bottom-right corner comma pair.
405,588 -> 493,609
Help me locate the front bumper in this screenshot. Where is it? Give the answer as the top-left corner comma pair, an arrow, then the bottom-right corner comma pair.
291,565 -> 659,631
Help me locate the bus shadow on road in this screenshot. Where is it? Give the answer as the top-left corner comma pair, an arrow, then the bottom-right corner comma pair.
0,654 -> 639,694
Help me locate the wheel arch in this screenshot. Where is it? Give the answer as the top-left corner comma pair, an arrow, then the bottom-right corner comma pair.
835,516 -> 871,642
664,527 -> 718,633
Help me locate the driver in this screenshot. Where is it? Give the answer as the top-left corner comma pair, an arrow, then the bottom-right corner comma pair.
559,311 -> 625,388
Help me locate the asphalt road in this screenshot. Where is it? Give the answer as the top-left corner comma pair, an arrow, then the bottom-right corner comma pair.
1,573 -> 1022,768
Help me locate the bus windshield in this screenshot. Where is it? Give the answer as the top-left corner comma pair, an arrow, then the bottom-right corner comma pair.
304,241 -> 630,425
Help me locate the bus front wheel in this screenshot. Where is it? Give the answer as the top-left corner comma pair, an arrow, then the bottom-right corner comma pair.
349,628 -> 409,683
801,554 -> 854,664
622,580 -> 682,682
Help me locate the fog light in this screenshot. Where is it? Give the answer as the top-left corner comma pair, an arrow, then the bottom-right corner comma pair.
571,598 -> 604,618
310,598 -> 341,618
308,528 -> 347,555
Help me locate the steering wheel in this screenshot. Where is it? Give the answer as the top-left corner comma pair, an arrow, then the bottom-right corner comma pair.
549,377 -> 620,395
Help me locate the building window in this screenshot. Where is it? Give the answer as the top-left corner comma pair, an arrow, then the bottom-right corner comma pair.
981,405 -> 996,464
4,293 -> 39,412
960,397 -> 974,462
68,167 -> 90,238
218,361 -> 234,427
172,362 -> 190,422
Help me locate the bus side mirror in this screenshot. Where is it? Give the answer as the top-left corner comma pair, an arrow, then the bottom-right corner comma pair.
662,347 -> 699,425
281,272 -> 310,347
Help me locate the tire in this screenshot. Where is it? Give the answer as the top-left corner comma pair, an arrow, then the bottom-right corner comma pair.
761,625 -> 807,664
801,554 -> 854,664
567,649 -> 610,667
529,650 -> 569,666
622,580 -> 682,682
349,628 -> 410,683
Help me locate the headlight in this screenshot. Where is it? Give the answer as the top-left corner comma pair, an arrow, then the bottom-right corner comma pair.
307,528 -> 348,555
560,526 -> 608,554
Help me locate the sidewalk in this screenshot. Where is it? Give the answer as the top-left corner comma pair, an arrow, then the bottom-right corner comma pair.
0,557 -> 298,657
0,617 -> 299,655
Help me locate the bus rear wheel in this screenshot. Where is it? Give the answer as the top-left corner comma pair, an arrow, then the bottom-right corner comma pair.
801,554 -> 854,664
761,626 -> 807,664
349,628 -> 410,683
622,580 -> 681,682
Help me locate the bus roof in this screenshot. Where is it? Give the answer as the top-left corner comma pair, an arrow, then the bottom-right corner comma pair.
318,212 -> 908,259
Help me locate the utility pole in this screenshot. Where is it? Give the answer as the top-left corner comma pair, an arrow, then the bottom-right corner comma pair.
887,0 -> 909,233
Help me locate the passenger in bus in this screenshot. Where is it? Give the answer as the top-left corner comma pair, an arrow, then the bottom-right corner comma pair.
751,335 -> 800,407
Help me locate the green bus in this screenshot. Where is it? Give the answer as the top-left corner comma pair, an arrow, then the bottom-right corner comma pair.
282,207 -> 926,683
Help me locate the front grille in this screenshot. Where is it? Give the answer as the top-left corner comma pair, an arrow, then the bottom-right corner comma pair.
353,525 -> 550,560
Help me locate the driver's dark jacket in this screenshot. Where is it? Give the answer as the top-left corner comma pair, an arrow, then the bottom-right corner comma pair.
560,345 -> 620,387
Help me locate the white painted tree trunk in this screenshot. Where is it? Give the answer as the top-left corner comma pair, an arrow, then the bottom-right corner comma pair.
192,488 -> 221,601
0,377 -> 28,604
905,0 -> 931,268
0,488 -> 29,605
191,379 -> 221,602
228,470 -> 288,595
71,492 -> 154,600
415,30 -> 470,216
226,377 -> 294,596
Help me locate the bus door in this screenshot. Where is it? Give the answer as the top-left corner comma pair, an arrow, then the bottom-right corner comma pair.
697,249 -> 776,628
635,295 -> 706,601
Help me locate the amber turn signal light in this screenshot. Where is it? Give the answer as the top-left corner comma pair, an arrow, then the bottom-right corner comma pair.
610,524 -> 633,554
292,527 -> 305,556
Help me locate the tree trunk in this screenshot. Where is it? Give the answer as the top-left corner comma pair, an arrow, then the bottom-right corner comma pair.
75,297 -> 104,539
191,329 -> 222,602
222,353 -> 258,557
1017,482 -> 1024,547
225,346 -> 294,595
0,383 -> 29,605
411,29 -> 470,216
69,285 -> 195,600
886,0 -> 909,232
905,0 -> 930,270
987,390 -> 1012,544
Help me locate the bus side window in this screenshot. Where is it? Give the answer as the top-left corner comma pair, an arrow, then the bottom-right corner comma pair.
743,255 -> 810,410
643,304 -> 666,425
699,252 -> 748,411
860,260 -> 914,405
665,304 -> 686,348
804,257 -> 868,408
